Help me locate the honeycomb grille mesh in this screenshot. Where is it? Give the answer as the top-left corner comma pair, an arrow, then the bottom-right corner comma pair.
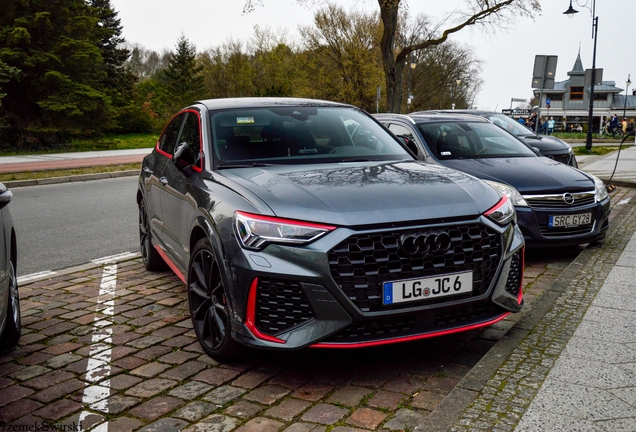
327,223 -> 502,312
505,250 -> 522,297
256,279 -> 314,335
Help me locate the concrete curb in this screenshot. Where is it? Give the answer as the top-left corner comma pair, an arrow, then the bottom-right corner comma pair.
5,169 -> 139,188
18,252 -> 142,286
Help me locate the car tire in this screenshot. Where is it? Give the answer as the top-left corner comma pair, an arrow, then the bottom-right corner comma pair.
0,260 -> 20,351
188,238 -> 245,362
139,200 -> 167,272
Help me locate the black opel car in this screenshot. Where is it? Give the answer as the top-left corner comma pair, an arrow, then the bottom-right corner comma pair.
375,112 -> 610,248
424,110 -> 578,167
138,98 -> 524,361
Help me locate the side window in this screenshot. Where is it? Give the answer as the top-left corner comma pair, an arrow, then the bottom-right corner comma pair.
159,113 -> 185,156
178,112 -> 202,166
388,123 -> 420,157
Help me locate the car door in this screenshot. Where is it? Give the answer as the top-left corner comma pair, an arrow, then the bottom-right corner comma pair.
142,112 -> 186,251
158,109 -> 204,274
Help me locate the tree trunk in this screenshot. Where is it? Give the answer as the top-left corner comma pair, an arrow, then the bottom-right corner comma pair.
379,0 -> 401,113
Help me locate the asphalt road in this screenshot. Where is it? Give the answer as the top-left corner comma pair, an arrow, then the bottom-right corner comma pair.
10,176 -> 139,276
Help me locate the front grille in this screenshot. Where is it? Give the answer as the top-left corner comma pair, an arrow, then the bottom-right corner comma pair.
256,279 -> 314,335
505,250 -> 522,297
321,302 -> 505,343
328,223 -> 502,312
525,191 -> 595,209
550,153 -> 574,165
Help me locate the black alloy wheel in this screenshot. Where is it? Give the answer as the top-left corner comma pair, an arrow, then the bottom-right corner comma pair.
0,260 -> 20,351
139,200 -> 166,271
188,238 -> 244,361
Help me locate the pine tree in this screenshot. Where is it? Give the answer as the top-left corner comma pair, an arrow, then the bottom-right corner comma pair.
0,0 -> 114,148
160,36 -> 207,111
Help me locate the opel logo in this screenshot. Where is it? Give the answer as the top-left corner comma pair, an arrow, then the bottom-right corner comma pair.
399,232 -> 452,255
563,193 -> 575,205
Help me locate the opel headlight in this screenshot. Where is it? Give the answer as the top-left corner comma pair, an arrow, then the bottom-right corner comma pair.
484,180 -> 528,207
591,175 -> 609,202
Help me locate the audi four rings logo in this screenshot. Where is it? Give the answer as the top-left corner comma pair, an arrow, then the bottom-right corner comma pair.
563,193 -> 575,205
399,232 -> 452,255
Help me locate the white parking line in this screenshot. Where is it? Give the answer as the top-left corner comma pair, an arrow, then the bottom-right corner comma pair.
91,252 -> 139,265
78,264 -> 117,430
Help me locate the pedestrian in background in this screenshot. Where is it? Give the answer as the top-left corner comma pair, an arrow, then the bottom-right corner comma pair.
547,117 -> 555,135
622,118 -> 628,134
610,114 -> 619,133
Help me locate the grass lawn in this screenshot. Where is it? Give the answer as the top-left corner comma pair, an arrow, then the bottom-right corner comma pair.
573,145 -> 623,156
0,133 -> 158,156
0,163 -> 141,182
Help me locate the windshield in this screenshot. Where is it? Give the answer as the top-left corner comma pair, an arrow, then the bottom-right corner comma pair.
210,107 -> 411,166
416,121 -> 536,160
486,113 -> 535,137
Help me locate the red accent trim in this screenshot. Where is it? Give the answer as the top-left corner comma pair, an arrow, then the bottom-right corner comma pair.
484,195 -> 510,217
517,247 -> 525,304
236,211 -> 337,231
245,278 -> 286,344
310,312 -> 510,349
156,109 -> 205,171
154,245 -> 186,285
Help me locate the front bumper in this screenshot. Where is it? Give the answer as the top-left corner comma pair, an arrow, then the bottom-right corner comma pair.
516,197 -> 610,247
225,216 -> 525,351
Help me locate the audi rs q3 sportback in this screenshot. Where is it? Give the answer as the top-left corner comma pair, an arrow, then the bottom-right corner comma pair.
137,98 -> 525,361
375,112 -> 610,248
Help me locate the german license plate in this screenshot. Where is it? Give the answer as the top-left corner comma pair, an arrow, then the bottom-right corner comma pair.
548,213 -> 592,228
383,271 -> 473,305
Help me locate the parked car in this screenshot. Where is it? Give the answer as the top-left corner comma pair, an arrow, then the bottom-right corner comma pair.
0,182 -> 20,351
423,110 -> 578,167
375,112 -> 610,248
137,98 -> 524,361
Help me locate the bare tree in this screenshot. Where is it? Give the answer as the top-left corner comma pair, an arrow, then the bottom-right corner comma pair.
244,0 -> 540,112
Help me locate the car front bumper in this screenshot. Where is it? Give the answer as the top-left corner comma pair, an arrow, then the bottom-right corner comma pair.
225,217 -> 525,351
516,197 -> 610,247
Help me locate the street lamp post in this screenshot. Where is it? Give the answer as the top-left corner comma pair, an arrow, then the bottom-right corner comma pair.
406,58 -> 416,107
451,79 -> 461,109
564,0 -> 598,151
623,74 -> 631,119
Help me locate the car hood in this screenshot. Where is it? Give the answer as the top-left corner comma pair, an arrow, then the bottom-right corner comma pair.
519,134 -> 570,152
441,156 -> 594,194
218,161 -> 500,226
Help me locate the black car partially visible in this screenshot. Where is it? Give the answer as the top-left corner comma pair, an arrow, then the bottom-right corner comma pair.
376,112 -> 609,248
423,110 -> 578,167
137,97 -> 525,361
0,182 -> 20,351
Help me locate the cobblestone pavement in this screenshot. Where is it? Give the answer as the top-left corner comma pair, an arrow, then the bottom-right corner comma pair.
0,187 -> 632,432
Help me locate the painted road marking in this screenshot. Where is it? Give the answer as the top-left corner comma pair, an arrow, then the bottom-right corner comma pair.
17,270 -> 58,284
619,198 -> 632,205
92,252 -> 139,265
78,264 -> 117,430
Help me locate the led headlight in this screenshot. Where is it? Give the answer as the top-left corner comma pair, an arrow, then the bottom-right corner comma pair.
591,175 -> 609,202
234,211 -> 336,250
484,180 -> 528,207
484,195 -> 516,226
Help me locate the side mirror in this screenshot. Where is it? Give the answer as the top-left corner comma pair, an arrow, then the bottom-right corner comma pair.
398,136 -> 419,157
173,142 -> 195,172
0,186 -> 12,210
532,146 -> 541,155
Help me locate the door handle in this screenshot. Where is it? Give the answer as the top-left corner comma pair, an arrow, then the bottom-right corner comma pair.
143,167 -> 152,175
160,177 -> 169,185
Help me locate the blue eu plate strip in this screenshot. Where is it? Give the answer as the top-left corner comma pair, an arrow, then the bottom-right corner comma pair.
383,283 -> 393,305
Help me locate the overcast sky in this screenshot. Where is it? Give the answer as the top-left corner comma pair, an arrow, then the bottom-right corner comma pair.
110,0 -> 632,112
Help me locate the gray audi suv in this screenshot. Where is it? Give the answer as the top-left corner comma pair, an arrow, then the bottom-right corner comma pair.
137,98 -> 525,361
